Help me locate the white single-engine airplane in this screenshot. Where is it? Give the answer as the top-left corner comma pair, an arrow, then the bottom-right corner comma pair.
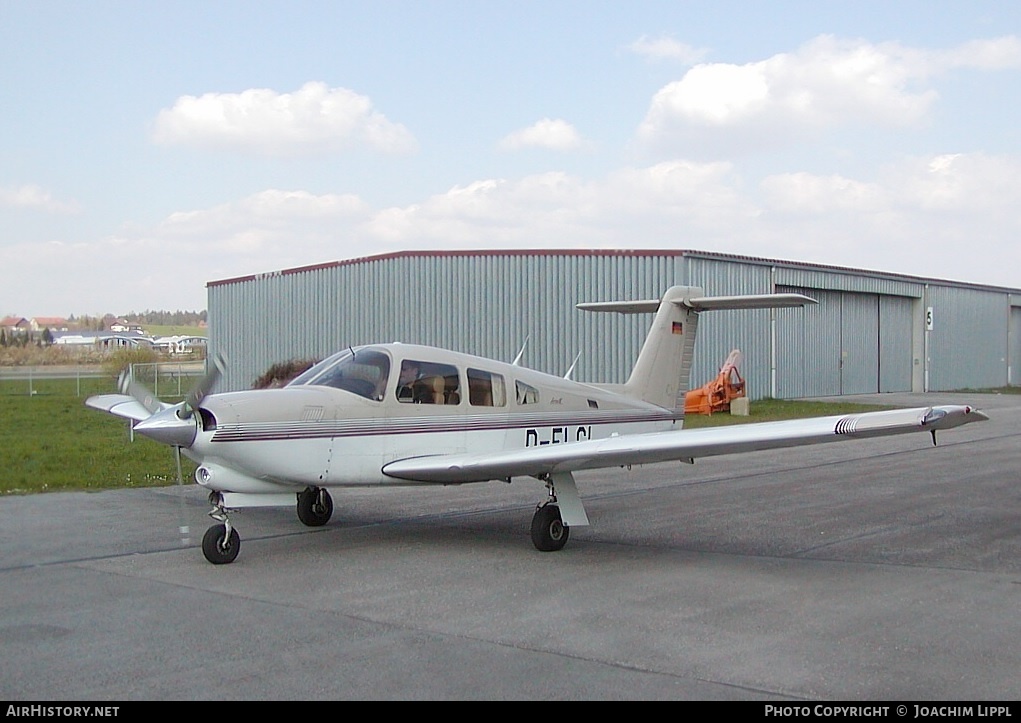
86,286 -> 988,564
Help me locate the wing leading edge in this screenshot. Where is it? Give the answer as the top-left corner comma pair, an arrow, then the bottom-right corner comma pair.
85,393 -> 165,423
382,405 -> 988,484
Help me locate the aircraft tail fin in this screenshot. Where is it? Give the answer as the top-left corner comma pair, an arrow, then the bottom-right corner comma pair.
578,286 -> 815,411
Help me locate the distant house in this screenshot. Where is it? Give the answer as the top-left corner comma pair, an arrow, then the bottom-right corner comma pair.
1,316 -> 30,332
107,320 -> 144,334
30,317 -> 68,332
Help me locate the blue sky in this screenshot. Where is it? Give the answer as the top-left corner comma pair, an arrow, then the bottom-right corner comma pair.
3,1 -> 1021,316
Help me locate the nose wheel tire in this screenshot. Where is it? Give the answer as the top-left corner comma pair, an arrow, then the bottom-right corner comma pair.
202,523 -> 241,565
531,504 -> 569,552
297,487 -> 334,526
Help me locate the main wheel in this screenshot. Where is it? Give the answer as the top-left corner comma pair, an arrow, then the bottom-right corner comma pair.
531,504 -> 569,552
202,524 -> 240,565
297,487 -> 334,527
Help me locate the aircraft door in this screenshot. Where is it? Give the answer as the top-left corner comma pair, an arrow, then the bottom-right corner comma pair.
384,359 -> 467,472
317,350 -> 393,486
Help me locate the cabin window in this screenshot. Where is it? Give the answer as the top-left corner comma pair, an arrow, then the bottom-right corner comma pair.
515,380 -> 539,405
289,349 -> 390,401
397,360 -> 461,404
467,368 -> 506,407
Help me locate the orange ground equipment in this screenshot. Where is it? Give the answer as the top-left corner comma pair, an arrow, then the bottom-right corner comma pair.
684,349 -> 746,415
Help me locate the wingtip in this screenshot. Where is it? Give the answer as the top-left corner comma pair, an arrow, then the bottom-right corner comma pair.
966,406 -> 990,422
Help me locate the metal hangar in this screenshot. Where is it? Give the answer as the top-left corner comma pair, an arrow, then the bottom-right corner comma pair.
207,249 -> 1021,399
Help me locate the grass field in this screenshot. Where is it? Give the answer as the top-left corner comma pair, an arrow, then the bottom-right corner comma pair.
1,377 -> 894,495
682,398 -> 896,427
1,377 -> 196,495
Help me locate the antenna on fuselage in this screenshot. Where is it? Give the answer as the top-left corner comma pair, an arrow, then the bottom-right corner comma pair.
511,336 -> 530,366
564,352 -> 582,380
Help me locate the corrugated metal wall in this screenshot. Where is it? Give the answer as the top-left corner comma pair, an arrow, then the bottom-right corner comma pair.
776,287 -> 843,397
840,292 -> 881,394
925,284 -> 1009,390
1010,300 -> 1021,386
209,251 -> 690,391
879,295 -> 914,392
775,271 -> 919,397
208,251 -> 1020,397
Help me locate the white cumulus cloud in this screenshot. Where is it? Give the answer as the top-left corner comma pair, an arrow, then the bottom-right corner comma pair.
932,36 -> 1021,71
12,150 -> 1021,316
0,184 -> 81,214
626,35 -> 707,64
759,173 -> 885,213
151,81 -> 417,156
498,118 -> 584,152
890,152 -> 1021,212
637,35 -> 1021,154
158,189 -> 371,259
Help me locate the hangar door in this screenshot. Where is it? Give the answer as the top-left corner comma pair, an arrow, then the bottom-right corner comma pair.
776,288 -> 913,398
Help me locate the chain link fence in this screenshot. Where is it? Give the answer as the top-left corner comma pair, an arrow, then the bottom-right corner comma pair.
0,361 -> 207,398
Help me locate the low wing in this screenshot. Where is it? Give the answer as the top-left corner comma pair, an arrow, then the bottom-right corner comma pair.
85,394 -> 164,423
382,405 -> 987,484
86,354 -> 222,425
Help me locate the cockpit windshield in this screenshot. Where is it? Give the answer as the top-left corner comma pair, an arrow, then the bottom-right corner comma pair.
287,348 -> 391,401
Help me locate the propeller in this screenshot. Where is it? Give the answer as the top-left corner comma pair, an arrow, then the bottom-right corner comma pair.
118,368 -> 165,415
120,354 -> 227,547
132,354 -> 225,446
180,353 -> 226,419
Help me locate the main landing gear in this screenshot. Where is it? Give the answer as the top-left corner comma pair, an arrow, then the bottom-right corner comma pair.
531,502 -> 569,552
529,472 -> 588,552
297,487 -> 334,527
199,480 -> 577,562
200,487 -> 335,564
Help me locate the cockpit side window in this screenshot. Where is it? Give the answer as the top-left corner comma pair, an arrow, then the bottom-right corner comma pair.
287,350 -> 351,387
515,380 -> 539,405
290,349 -> 390,401
468,368 -> 506,407
397,360 -> 461,404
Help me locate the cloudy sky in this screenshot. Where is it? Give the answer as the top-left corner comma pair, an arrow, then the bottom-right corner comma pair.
3,1 -> 1021,316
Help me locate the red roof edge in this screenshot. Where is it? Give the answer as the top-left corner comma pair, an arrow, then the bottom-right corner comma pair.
206,249 -> 692,288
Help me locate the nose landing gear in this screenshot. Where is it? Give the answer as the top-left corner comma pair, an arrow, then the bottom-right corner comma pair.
198,487 -> 336,564
202,494 -> 240,564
